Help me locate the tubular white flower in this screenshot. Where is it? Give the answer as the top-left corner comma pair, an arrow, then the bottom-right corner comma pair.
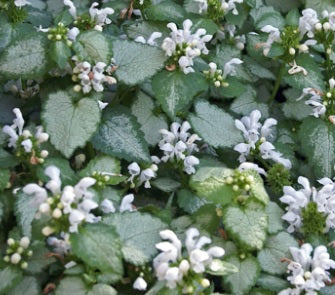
120,194 -> 134,212
100,199 -> 115,214
261,25 -> 281,56
299,8 -> 319,38
133,277 -> 147,291
64,0 -> 77,18
223,58 -> 243,79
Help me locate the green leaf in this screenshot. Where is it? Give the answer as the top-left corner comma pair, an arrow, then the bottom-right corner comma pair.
79,156 -> 121,178
0,169 -> 10,192
151,178 -> 181,192
250,6 -> 285,30
257,274 -> 289,292
0,148 -> 17,168
223,203 -> 268,251
74,31 -> 112,64
206,259 -> 238,276
50,41 -> 71,69
177,189 -> 208,214
245,169 -> 269,205
25,247 -> 56,275
283,54 -> 324,91
190,167 -> 235,206
188,100 -> 243,148
305,0 -> 335,15
7,277 -> 39,295
92,106 -> 151,163
113,40 -> 167,85
103,212 -> 167,265
145,1 -> 186,22
131,92 -> 168,146
321,285 -> 335,295
0,19 -> 12,51
299,117 -> 335,178
87,284 -> 117,295
71,223 -> 123,275
266,202 -> 284,234
55,277 -> 87,295
152,71 -> 208,119
210,77 -> 246,99
15,192 -> 40,238
282,88 -> 311,121
191,18 -> 219,35
257,232 -> 298,275
230,86 -> 269,117
43,90 -> 101,158
224,256 -> 260,295
0,267 -> 23,295
0,35 -> 48,79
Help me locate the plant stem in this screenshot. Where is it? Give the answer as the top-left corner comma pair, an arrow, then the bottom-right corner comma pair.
269,63 -> 285,103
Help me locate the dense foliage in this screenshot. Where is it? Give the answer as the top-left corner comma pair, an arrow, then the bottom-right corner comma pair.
2,0 -> 335,294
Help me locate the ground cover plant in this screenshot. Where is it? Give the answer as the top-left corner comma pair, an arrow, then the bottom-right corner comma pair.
2,0 -> 335,294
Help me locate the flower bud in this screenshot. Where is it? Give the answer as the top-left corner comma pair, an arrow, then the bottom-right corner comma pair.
17,247 -> 24,254
55,34 -> 62,40
52,208 -> 62,219
315,23 -> 322,31
232,185 -> 239,191
323,22 -> 331,31
289,48 -> 296,55
327,92 -> 332,98
42,226 -> 55,236
214,81 -> 221,87
7,238 -> 15,246
3,256 -> 10,262
327,48 -> 332,55
11,253 -> 21,264
41,150 -> 49,158
22,130 -> 32,138
27,250 -> 33,257
299,44 -> 308,53
201,278 -> 210,288
179,259 -> 190,274
21,262 -> 28,269
39,203 -> 50,214
73,85 -> 82,92
20,237 -> 30,249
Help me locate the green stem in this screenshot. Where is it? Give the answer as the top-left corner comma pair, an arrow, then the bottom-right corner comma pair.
269,63 -> 285,103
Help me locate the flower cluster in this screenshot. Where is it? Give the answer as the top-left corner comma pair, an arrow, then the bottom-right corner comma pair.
195,0 -> 243,17
72,58 -> 117,93
64,0 -> 114,32
3,237 -> 33,269
281,175 -> 335,234
234,110 -> 292,169
279,243 -> 335,295
203,59 -> 243,87
127,161 -> 158,189
159,121 -> 201,175
23,166 -> 101,235
162,19 -> 212,74
297,78 -> 335,118
2,108 -> 49,165
153,228 -> 225,293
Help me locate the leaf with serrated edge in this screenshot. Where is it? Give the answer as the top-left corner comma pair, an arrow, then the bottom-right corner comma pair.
55,277 -> 86,295
113,40 -> 167,85
153,71 -> 208,119
0,35 -> 48,79
258,232 -> 298,275
223,203 -> 268,250
299,117 -> 335,178
71,223 -> 123,275
92,106 -> 151,163
189,100 -> 243,148
266,202 -> 284,234
103,212 -> 167,265
224,256 -> 260,295
0,267 -> 23,295
43,90 -> 101,158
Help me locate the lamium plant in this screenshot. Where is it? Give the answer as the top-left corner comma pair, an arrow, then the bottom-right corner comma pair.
2,0 -> 335,294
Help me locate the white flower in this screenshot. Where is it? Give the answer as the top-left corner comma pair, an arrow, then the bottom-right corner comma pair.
238,162 -> 267,176
280,177 -> 316,233
120,194 -> 135,212
280,243 -> 335,294
223,58 -> 243,78
139,168 -> 156,188
67,27 -> 80,41
47,233 -> 71,255
234,110 -> 291,169
261,25 -> 281,56
69,209 -> 85,233
288,60 -> 308,76
133,277 -> 147,291
64,0 -> 77,18
297,87 -> 325,118
153,227 -> 224,290
14,0 -> 30,7
159,121 -> 201,174
89,2 -> 114,31
299,9 -> 319,38
162,19 -> 212,74
100,199 -> 115,214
